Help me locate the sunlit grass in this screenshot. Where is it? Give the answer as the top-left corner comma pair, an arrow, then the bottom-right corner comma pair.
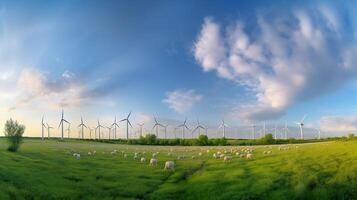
0,139 -> 356,199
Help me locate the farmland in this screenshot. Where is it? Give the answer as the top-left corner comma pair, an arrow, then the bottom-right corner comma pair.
0,138 -> 356,199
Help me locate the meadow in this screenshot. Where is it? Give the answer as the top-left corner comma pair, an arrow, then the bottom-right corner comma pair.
0,138 -> 356,200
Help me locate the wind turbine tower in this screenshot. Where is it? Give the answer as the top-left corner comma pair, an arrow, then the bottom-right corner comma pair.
120,111 -> 132,140
58,109 -> 70,140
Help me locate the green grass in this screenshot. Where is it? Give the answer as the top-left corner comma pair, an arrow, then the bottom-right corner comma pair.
0,139 -> 356,199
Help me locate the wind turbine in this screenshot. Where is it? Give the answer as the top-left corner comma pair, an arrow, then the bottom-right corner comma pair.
192,119 -> 206,137
88,127 -> 93,139
41,116 -> 46,140
177,118 -> 190,139
152,116 -> 164,137
106,126 -> 113,140
58,109 -> 70,140
78,117 -> 88,139
120,111 -> 132,140
163,124 -> 169,139
137,123 -> 144,137
218,119 -> 228,138
96,120 -> 104,140
66,124 -> 71,138
250,123 -> 256,139
174,127 -> 179,138
111,116 -> 120,140
295,115 -> 307,139
46,123 -> 53,138
316,128 -> 322,139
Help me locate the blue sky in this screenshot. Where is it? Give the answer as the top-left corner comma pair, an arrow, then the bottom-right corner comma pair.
1,0 -> 357,138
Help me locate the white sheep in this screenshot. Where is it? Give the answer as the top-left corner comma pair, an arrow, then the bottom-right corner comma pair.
123,154 -> 128,159
88,152 -> 92,155
223,156 -> 232,162
140,157 -> 146,163
150,158 -> 158,166
152,153 -> 157,158
164,161 -> 175,171
198,152 -> 202,156
246,153 -> 253,159
213,153 -> 218,159
73,153 -> 81,160
134,155 -> 138,160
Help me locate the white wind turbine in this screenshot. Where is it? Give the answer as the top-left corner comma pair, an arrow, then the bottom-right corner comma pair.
58,109 -> 70,140
163,124 -> 169,139
152,116 -> 164,137
66,124 -> 71,138
137,123 -> 144,137
78,117 -> 88,139
111,117 -> 120,140
41,116 -> 46,140
106,126 -> 113,140
46,123 -> 53,138
177,118 -> 190,139
218,119 -> 228,138
295,115 -> 307,139
250,123 -> 256,139
120,111 -> 132,140
88,127 -> 93,139
192,119 -> 206,138
95,120 -> 104,140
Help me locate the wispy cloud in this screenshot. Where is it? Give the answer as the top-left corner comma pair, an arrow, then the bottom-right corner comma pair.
162,89 -> 202,113
193,4 -> 357,122
319,115 -> 357,133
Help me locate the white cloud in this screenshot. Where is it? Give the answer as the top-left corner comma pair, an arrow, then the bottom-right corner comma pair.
193,5 -> 357,122
163,89 -> 202,113
319,115 -> 357,133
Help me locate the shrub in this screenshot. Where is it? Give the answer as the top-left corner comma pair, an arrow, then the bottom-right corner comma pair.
197,135 -> 209,145
4,119 -> 25,152
260,133 -> 275,144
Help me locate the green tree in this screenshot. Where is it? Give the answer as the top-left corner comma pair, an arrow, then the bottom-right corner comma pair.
4,119 -> 25,152
348,133 -> 355,140
197,134 -> 209,145
260,133 -> 275,144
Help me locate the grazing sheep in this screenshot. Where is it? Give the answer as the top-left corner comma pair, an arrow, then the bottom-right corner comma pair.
164,161 -> 175,171
213,153 -> 218,159
88,152 -> 92,155
140,157 -> 146,163
150,158 -> 158,166
123,154 -> 128,159
93,150 -> 96,154
246,153 -> 253,159
73,153 -> 81,160
219,154 -> 225,159
239,154 -> 245,158
224,156 -> 232,162
152,153 -> 157,158
198,152 -> 202,156
134,155 -> 138,160
206,150 -> 210,153
235,152 -> 240,156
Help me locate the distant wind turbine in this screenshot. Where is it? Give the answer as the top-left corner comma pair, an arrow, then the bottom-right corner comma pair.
41,116 -> 46,140
46,123 -> 53,138
218,119 -> 228,138
295,115 -> 307,139
177,118 -> 190,139
58,109 -> 70,140
192,119 -> 206,138
250,123 -> 256,139
163,124 -> 169,139
95,120 -> 104,140
111,116 -> 120,140
120,111 -> 132,140
78,117 -> 88,139
66,124 -> 71,138
106,126 -> 112,140
152,116 -> 164,137
137,123 -> 144,137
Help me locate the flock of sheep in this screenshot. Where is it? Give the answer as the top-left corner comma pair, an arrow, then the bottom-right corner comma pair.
70,144 -> 297,171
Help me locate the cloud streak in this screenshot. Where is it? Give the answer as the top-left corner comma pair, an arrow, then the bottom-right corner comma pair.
163,89 -> 202,113
193,4 -> 357,122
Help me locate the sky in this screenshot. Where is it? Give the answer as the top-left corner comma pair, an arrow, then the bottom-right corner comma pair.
1,0 -> 357,138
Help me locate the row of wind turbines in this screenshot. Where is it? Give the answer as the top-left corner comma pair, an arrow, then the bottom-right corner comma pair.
41,110 -> 317,140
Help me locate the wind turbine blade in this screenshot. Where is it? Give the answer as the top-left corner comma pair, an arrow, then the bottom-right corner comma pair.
84,124 -> 88,128
301,115 -> 307,122
127,111 -> 132,119
128,120 -> 133,128
58,120 -> 63,128
120,119 -> 126,122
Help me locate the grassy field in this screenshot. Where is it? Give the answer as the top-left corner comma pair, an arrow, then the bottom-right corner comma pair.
0,139 -> 356,200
